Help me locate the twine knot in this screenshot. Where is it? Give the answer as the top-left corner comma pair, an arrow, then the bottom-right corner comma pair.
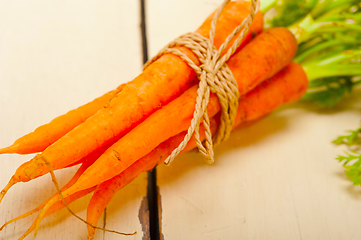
200,64 -> 216,77
144,0 -> 259,165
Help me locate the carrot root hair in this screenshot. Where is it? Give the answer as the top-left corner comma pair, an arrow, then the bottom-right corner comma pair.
18,216 -> 39,240
33,156 -> 136,237
0,206 -> 41,231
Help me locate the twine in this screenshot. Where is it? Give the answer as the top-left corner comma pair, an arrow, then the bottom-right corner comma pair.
144,0 -> 259,165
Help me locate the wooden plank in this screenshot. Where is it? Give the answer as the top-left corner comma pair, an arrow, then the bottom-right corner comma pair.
0,1 -> 147,239
146,1 -> 361,239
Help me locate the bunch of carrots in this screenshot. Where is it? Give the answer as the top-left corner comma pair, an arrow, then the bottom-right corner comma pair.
5,0 -> 358,238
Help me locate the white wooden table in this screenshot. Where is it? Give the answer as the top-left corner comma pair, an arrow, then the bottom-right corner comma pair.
1,1 -> 361,240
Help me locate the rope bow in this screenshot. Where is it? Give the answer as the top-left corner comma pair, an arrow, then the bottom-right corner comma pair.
144,0 -> 260,165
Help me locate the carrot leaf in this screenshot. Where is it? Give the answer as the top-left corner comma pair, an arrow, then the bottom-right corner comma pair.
336,151 -> 361,186
333,125 -> 361,146
334,125 -> 361,185
266,0 -> 318,28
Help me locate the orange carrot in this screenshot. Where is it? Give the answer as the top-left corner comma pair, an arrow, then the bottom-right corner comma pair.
1,1 -> 263,194
54,27 -> 298,193
196,1 -> 263,55
0,84 -> 125,155
86,62 -> 308,239
233,62 -> 308,125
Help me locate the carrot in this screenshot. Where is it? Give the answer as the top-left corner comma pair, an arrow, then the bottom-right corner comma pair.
86,61 -> 308,239
192,1 -> 263,56
0,84 -> 125,155
233,62 -> 308,125
52,27 -> 298,193
0,1 -> 264,196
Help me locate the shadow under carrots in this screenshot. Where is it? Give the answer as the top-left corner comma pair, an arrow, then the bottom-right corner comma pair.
345,184 -> 361,200
334,170 -> 361,199
287,86 -> 361,114
156,110 -> 292,186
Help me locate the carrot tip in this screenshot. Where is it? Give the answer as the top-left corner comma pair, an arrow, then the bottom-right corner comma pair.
33,215 -> 42,237
87,235 -> 95,240
0,177 -> 16,204
19,217 -> 38,240
0,223 -> 5,232
0,146 -> 12,154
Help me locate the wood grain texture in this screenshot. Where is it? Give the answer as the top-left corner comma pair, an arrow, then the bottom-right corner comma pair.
0,1 -> 147,239
146,1 -> 361,239
1,1 -> 360,240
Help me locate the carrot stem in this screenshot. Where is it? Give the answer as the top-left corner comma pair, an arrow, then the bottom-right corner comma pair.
304,64 -> 361,81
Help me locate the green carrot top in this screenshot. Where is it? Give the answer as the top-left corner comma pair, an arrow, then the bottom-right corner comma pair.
262,0 -> 361,107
